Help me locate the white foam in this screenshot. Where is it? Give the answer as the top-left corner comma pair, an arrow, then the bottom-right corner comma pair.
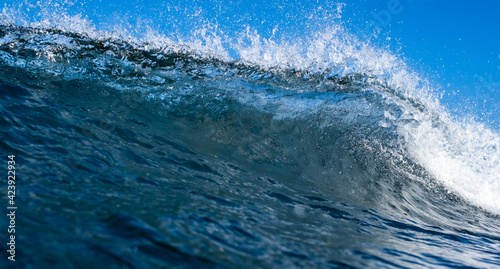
401,110 -> 500,214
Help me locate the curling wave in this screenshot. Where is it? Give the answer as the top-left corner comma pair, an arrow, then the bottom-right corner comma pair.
0,21 -> 498,216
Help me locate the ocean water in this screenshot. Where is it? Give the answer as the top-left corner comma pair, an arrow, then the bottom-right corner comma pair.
1,1 -> 500,268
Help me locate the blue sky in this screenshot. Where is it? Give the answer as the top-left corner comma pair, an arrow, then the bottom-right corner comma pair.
342,0 -> 500,127
3,0 -> 499,128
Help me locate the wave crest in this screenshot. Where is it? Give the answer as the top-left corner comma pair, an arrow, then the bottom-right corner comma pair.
0,18 -> 499,215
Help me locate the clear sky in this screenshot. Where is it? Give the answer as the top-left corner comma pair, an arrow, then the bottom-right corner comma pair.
342,0 -> 500,128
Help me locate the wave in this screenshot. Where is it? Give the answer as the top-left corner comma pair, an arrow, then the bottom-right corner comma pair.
0,13 -> 499,217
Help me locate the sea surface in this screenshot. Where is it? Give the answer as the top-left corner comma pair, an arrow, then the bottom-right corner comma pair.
0,3 -> 500,268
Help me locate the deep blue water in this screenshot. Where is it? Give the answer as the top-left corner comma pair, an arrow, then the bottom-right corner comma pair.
0,2 -> 500,268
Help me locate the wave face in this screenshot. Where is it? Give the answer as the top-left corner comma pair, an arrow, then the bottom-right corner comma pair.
1,12 -> 500,269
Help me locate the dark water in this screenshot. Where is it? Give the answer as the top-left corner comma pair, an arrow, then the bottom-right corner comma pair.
1,24 -> 500,268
